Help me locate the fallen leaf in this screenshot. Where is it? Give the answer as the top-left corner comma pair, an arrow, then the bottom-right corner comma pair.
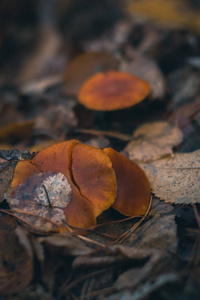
19,75 -> 62,95
38,234 -> 92,257
114,250 -> 161,290
17,26 -> 62,84
120,54 -> 165,99
0,120 -> 35,144
140,150 -> 200,204
169,98 -> 200,127
84,136 -> 110,149
34,105 -> 77,139
72,245 -> 152,270
168,67 -> 199,108
107,273 -> 179,300
126,0 -> 200,33
0,160 -> 15,202
125,122 -> 183,162
0,213 -> 33,296
168,97 -> 200,136
129,214 -> 177,252
14,284 -> 52,300
63,52 -> 118,96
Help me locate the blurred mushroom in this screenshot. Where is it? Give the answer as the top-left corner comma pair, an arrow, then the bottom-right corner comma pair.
63,52 -> 118,96
78,71 -> 150,111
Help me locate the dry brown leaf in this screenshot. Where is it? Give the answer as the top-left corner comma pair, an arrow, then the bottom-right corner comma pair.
0,213 -> 33,295
114,250 -> 161,290
0,120 -> 35,144
34,105 -> 77,139
140,150 -> 200,204
126,0 -> 200,33
125,122 -> 183,162
38,234 -> 92,257
0,160 -> 15,202
72,246 -> 152,270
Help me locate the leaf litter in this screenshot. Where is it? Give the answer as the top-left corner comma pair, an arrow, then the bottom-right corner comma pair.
0,1 -> 200,299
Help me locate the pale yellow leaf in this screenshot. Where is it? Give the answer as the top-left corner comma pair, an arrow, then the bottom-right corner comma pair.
125,122 -> 183,162
140,150 -> 200,204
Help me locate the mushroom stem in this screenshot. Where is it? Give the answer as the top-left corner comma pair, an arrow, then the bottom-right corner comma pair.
94,111 -> 108,130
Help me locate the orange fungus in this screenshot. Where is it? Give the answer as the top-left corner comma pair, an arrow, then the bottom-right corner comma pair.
103,148 -> 151,216
78,71 -> 151,111
9,141 -> 117,231
9,141 -> 151,232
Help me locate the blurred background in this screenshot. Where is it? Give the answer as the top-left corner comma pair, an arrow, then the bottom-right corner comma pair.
0,0 -> 200,152
1,0 -> 200,84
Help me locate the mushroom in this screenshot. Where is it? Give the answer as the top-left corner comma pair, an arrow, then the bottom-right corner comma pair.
63,52 -> 118,96
9,140 -> 117,232
103,147 -> 151,216
9,140 -> 150,232
78,71 -> 150,111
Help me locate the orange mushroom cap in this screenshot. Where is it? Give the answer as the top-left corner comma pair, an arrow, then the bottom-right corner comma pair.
10,141 -> 117,231
78,71 -> 151,111
103,148 -> 151,216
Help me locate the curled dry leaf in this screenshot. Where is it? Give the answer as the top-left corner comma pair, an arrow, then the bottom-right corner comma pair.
63,51 -> 118,96
0,120 -> 35,144
140,150 -> 200,204
7,140 -> 150,232
78,71 -> 150,111
125,122 -> 183,162
0,213 -> 33,296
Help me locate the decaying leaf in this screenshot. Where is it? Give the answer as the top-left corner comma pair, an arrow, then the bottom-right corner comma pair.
125,122 -> 183,162
0,213 -> 33,296
0,159 -> 15,202
140,150 -> 200,204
